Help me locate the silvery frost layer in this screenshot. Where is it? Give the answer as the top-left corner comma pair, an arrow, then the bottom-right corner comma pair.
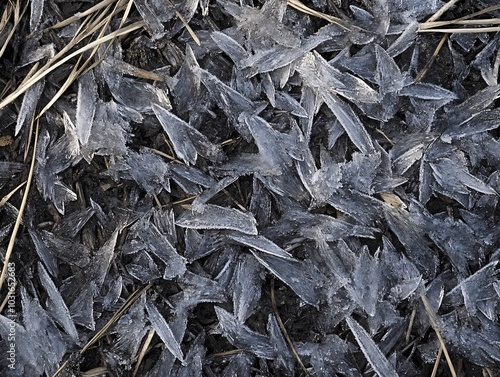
0,0 -> 500,376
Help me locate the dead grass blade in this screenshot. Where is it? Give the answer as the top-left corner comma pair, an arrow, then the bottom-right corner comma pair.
420,293 -> 457,377
52,283 -> 152,377
271,277 -> 309,377
0,0 -> 29,59
164,0 -> 201,46
431,345 -> 443,377
0,117 -> 39,293
420,26 -> 500,33
47,0 -> 120,30
0,20 -> 145,110
132,327 -> 155,377
415,34 -> 447,83
287,0 -> 350,31
426,0 -> 461,23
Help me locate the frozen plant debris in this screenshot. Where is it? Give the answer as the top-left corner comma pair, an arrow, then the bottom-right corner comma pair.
2,0 -> 500,375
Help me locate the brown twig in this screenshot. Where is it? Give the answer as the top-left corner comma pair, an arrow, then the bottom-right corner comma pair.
270,277 -> 309,376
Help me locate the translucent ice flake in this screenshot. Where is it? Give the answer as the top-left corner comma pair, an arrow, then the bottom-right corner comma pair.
146,301 -> 184,363
76,70 -> 97,145
15,79 -> 44,136
110,78 -> 172,114
153,104 -> 223,164
38,263 -> 78,342
346,317 -> 399,377
126,149 -> 171,195
232,253 -> 263,322
176,204 -> 258,235
228,232 -> 294,259
215,306 -> 275,358
252,251 -> 324,307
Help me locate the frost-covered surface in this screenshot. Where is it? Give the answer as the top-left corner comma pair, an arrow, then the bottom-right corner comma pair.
1,0 -> 500,376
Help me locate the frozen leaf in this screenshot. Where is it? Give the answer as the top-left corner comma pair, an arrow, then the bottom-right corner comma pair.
309,334 -> 357,376
374,44 -> 405,95
76,70 -> 97,145
232,253 -> 263,322
386,21 -> 419,57
197,68 -> 256,140
176,204 -> 258,235
192,176 -> 239,211
60,229 -> 119,329
215,306 -> 274,358
172,45 -> 201,116
28,228 -> 59,277
400,83 -> 457,101
430,157 -> 497,196
228,233 -> 293,260
442,108 -> 500,141
173,333 -> 205,377
347,247 -> 381,317
38,262 -> 78,342
146,301 -> 184,363
52,206 -> 95,238
322,92 -> 375,154
384,206 -> 438,278
267,314 -> 294,373
111,78 -> 171,114
252,251 -> 323,307
126,149 -> 171,195
346,317 -> 399,377
30,0 -> 44,32
222,353 -> 253,377
36,230 -> 91,268
211,31 -> 248,70
15,79 -> 44,136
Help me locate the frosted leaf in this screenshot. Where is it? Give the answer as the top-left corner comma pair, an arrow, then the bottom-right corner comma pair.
126,252 -> 162,283
428,216 -> 481,277
220,0 -> 300,48
146,301 -> 184,363
267,314 -> 294,373
328,189 -> 381,225
110,78 -> 171,114
38,263 -> 78,342
440,313 -> 500,367
174,272 -> 226,313
390,134 -> 435,175
252,251 -> 323,307
30,0 -> 44,32
346,247 -> 381,317
211,31 -> 248,70
176,204 -> 258,235
228,232 -> 293,259
232,253 -> 263,322
386,21 -> 419,57
309,335 -> 357,376
132,217 -> 186,279
197,68 -> 256,140
59,229 -> 119,329
384,206 -> 438,278
240,113 -> 305,174
126,149 -> 171,195
249,176 -> 273,226
451,261 -> 499,320
222,353 -> 253,377
443,85 -> 500,128
15,79 -> 44,136
215,306 -> 275,358
346,317 -> 399,377
322,92 -> 375,154
37,230 -> 91,268
400,83 -> 457,101
52,206 -> 95,238
76,70 -> 97,145
173,333 -> 205,377
430,158 -> 497,196
81,101 -> 132,160
274,91 -> 308,118
192,176 -> 239,211
172,45 -> 201,116
297,51 -> 380,105
374,44 -> 404,95
442,108 -> 500,141
28,228 -> 59,277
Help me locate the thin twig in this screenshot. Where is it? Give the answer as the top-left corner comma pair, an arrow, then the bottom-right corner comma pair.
431,345 -> 443,377
420,293 -> 457,377
0,117 -> 39,293
415,34 -> 447,83
271,277 -> 309,376
132,327 -> 155,377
